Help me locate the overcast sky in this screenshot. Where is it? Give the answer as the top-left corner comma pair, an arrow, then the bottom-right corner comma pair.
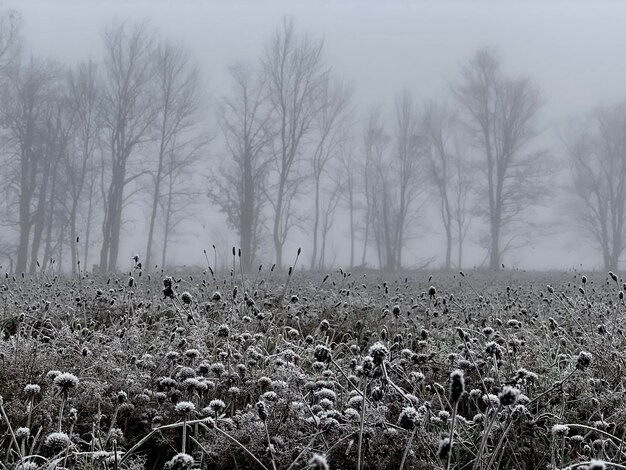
16,0 -> 626,119
8,0 -> 626,270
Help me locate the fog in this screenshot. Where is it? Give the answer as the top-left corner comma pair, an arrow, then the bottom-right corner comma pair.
3,0 -> 626,272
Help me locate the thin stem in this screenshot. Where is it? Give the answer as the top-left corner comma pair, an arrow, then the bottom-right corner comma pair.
286,431 -> 322,470
119,417 -> 216,465
58,394 -> 67,433
0,398 -> 22,461
357,378 -> 369,470
562,423 -> 626,447
445,401 -> 459,470
213,424 -> 270,470
106,405 -> 120,445
182,415 -> 187,454
381,361 -> 413,404
486,419 -> 514,470
473,404 -> 502,470
264,421 -> 277,470
399,426 -> 417,470
528,369 -> 577,406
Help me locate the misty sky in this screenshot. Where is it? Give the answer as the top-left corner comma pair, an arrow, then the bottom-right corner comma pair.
9,0 -> 626,270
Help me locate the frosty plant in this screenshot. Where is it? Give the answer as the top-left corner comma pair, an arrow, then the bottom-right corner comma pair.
473,385 -> 520,470
106,390 -> 128,446
23,384 -> 40,431
175,401 -> 196,454
51,372 -> 79,432
445,369 -> 465,470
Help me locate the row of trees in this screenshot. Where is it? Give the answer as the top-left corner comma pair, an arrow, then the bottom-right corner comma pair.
1,11 -> 625,273
213,20 -> 626,272
211,21 -> 550,272
0,14 -> 206,274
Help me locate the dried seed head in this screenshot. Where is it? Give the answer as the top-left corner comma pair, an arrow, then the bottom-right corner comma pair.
551,424 -> 569,436
116,391 -> 128,404
175,401 -> 196,415
308,453 -> 329,470
53,372 -> 79,392
437,437 -> 451,459
15,427 -> 30,439
576,351 -> 592,370
314,345 -> 332,363
180,291 -> 192,305
398,406 -> 420,430
498,386 -> 520,407
449,369 -> 465,403
589,460 -> 607,470
168,452 -> 194,469
45,432 -> 70,449
208,399 -> 225,414
256,401 -> 268,421
23,384 -> 41,396
368,342 -> 389,366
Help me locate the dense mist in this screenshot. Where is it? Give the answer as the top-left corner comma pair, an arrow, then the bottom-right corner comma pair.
1,0 -> 626,272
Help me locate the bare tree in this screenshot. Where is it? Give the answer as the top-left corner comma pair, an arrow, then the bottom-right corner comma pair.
30,82 -> 73,274
338,140 -> 357,269
99,21 -> 156,272
159,143 -> 204,268
449,136 -> 475,270
210,62 -> 272,271
362,94 -> 427,270
316,177 -> 343,270
1,59 -> 63,274
144,39 -> 205,271
390,90 -> 425,269
423,102 -> 475,269
423,102 -> 454,269
262,18 -> 328,269
0,9 -> 21,73
454,48 -> 545,269
0,11 -> 23,271
64,60 -> 100,272
566,102 -> 626,271
363,107 -> 400,270
360,107 -> 388,268
309,79 -> 351,270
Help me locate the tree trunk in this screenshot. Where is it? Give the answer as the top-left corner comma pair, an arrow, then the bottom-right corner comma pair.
84,175 -> 95,271
457,218 -> 464,270
102,164 -> 125,272
273,179 -> 285,269
69,200 -> 78,273
16,195 -> 30,274
349,187 -> 354,269
489,217 -> 500,270
16,148 -> 34,275
445,223 -> 452,271
29,156 -> 54,275
42,160 -> 59,272
311,177 -> 320,270
108,192 -> 122,272
99,176 -> 115,272
240,150 -> 254,272
161,173 -> 174,269
145,169 -> 162,272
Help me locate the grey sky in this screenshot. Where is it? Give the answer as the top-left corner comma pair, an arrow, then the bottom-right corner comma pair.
17,0 -> 626,120
9,0 -> 626,269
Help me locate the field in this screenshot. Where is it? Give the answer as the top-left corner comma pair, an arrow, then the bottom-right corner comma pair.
0,267 -> 623,470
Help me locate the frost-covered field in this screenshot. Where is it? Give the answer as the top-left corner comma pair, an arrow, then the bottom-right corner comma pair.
0,268 -> 623,469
